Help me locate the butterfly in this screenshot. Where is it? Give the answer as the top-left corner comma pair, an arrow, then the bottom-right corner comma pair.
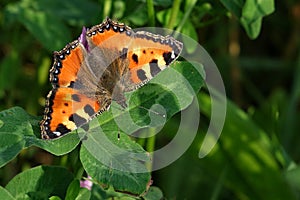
40,17 -> 183,139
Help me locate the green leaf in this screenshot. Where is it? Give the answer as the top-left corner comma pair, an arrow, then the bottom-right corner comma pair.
65,180 -> 80,200
0,132 -> 25,168
0,107 -> 35,167
0,186 -> 15,200
33,133 -> 80,156
0,107 -> 80,160
90,183 -> 136,199
49,196 -> 62,200
220,0 -> 275,39
0,107 -> 37,136
156,9 -> 182,27
4,0 -> 100,51
240,0 -> 274,39
0,61 -> 203,163
79,61 -> 203,195
143,186 -> 163,200
65,179 -> 91,200
199,92 -> 296,199
220,0 -> 244,17
4,0 -> 71,51
80,139 -> 151,196
75,188 -> 91,200
5,166 -> 74,200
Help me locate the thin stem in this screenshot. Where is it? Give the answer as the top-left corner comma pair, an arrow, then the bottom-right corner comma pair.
103,0 -> 112,19
166,0 -> 181,29
146,128 -> 156,171
147,0 -> 155,26
176,0 -> 197,33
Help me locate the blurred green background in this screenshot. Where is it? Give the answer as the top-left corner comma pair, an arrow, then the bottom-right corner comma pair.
1,0 -> 300,199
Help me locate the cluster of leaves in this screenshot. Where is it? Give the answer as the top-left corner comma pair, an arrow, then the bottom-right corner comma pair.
0,60 -> 203,199
2,0 -> 300,199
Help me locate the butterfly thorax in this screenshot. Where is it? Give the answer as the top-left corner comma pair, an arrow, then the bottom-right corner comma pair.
89,47 -> 130,109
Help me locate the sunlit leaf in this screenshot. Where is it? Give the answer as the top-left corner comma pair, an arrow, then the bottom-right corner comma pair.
5,166 -> 74,199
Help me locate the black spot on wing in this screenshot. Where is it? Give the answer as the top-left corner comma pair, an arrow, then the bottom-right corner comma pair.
84,104 -> 95,116
69,81 -> 75,88
137,69 -> 147,81
149,59 -> 161,77
69,113 -> 87,126
163,52 -> 174,65
81,124 -> 89,131
132,53 -> 138,64
56,123 -> 71,134
71,94 -> 80,102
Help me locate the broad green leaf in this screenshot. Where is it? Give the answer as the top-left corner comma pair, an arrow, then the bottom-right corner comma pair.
0,107 -> 80,157
75,188 -> 91,200
220,0 -> 244,17
0,132 -> 25,168
79,61 -> 203,195
220,0 -> 275,39
4,0 -> 71,51
35,0 -> 100,25
0,186 -> 15,200
4,0 -> 100,51
5,166 -> 74,200
143,187 -> 163,200
65,179 -> 91,200
89,183 -> 138,199
0,107 -> 37,136
80,138 -> 151,196
156,9 -> 182,27
33,133 -> 80,156
65,180 -> 80,200
0,107 -> 35,167
240,0 -> 274,39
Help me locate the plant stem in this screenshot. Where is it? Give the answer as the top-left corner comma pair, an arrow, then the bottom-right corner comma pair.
176,0 -> 197,33
147,0 -> 155,26
103,0 -> 112,19
167,0 -> 181,29
146,128 -> 156,171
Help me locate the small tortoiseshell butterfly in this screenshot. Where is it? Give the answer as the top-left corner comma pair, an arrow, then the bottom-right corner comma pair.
40,18 -> 183,139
